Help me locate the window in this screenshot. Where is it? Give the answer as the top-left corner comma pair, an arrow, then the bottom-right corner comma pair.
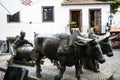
42,6 -> 54,22
7,12 -> 20,23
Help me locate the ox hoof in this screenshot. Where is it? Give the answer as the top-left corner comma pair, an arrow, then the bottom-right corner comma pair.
54,75 -> 61,80
40,60 -> 44,64
94,69 -> 100,73
57,66 -> 61,70
77,77 -> 80,80
36,73 -> 42,78
80,70 -> 83,73
37,77 -> 44,80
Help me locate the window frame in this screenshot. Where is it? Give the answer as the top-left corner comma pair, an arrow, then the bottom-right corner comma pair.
42,6 -> 54,22
7,12 -> 20,23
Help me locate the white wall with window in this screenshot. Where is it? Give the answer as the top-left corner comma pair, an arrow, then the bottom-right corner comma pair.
0,0 -> 63,40
0,0 -> 111,40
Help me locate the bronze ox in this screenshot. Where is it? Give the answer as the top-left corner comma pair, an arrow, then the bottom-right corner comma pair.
72,30 -> 109,73
80,30 -> 115,72
88,30 -> 114,57
34,32 -> 106,80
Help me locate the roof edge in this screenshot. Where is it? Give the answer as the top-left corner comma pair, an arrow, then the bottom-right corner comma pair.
61,1 -> 115,6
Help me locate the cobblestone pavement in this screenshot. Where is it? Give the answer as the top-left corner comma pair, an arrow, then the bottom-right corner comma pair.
99,49 -> 120,80
0,71 -> 5,80
0,49 -> 120,80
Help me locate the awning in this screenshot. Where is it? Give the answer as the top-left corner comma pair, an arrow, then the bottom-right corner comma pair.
110,27 -> 120,32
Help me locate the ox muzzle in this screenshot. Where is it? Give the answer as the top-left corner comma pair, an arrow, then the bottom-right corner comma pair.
98,55 -> 106,63
107,52 -> 114,57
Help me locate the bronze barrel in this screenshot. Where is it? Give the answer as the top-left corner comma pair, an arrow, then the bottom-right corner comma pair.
16,44 -> 35,61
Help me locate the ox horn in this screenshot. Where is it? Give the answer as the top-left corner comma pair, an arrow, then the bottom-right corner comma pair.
95,32 -> 110,42
104,32 -> 110,38
77,36 -> 94,42
109,35 -> 118,40
97,32 -> 119,41
76,36 -> 95,46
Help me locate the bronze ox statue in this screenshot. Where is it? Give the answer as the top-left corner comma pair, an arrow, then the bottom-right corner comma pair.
88,30 -> 115,57
52,30 -> 114,73
80,29 -> 115,72
34,31 -> 106,80
51,29 -> 115,73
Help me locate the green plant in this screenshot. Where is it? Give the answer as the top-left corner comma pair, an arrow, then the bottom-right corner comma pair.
69,21 -> 77,28
97,0 -> 120,13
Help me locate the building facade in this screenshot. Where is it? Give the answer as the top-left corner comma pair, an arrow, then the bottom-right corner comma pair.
0,0 -> 113,40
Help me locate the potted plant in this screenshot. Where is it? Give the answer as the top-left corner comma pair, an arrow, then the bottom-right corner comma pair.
69,21 -> 77,28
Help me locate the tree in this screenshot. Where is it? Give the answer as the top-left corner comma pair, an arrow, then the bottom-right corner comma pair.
111,0 -> 120,13
97,0 -> 120,13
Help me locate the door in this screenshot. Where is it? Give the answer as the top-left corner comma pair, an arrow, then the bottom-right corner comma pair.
89,9 -> 101,34
70,10 -> 82,31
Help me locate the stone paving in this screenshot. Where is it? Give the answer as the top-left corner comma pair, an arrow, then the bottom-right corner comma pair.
0,71 -> 5,80
0,49 -> 120,80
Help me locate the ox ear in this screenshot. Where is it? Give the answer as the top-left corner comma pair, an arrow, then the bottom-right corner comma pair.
96,36 -> 107,43
109,35 -> 118,40
89,38 -> 95,43
103,36 -> 110,41
75,42 -> 84,46
74,41 -> 87,46
34,32 -> 38,37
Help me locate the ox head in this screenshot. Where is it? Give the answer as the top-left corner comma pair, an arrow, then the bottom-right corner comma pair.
100,34 -> 118,57
90,39 -> 106,63
99,36 -> 113,57
90,32 -> 116,57
56,33 -> 70,54
76,36 -> 106,64
57,33 -> 70,46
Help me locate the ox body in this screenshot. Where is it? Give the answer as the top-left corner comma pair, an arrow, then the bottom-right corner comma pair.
34,31 -> 106,80
81,29 -> 114,72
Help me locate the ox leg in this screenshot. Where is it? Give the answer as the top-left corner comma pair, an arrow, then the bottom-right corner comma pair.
93,60 -> 100,73
54,65 -> 66,80
80,58 -> 83,73
53,60 -> 61,69
35,51 -> 42,78
75,61 -> 80,80
54,57 -> 66,80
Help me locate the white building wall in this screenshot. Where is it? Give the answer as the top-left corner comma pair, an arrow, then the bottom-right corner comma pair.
0,0 -> 110,40
101,5 -> 110,33
112,8 -> 120,28
0,0 -> 64,40
61,4 -> 110,33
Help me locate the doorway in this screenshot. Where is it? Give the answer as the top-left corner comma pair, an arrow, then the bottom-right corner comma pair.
89,9 -> 101,34
70,10 -> 82,31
